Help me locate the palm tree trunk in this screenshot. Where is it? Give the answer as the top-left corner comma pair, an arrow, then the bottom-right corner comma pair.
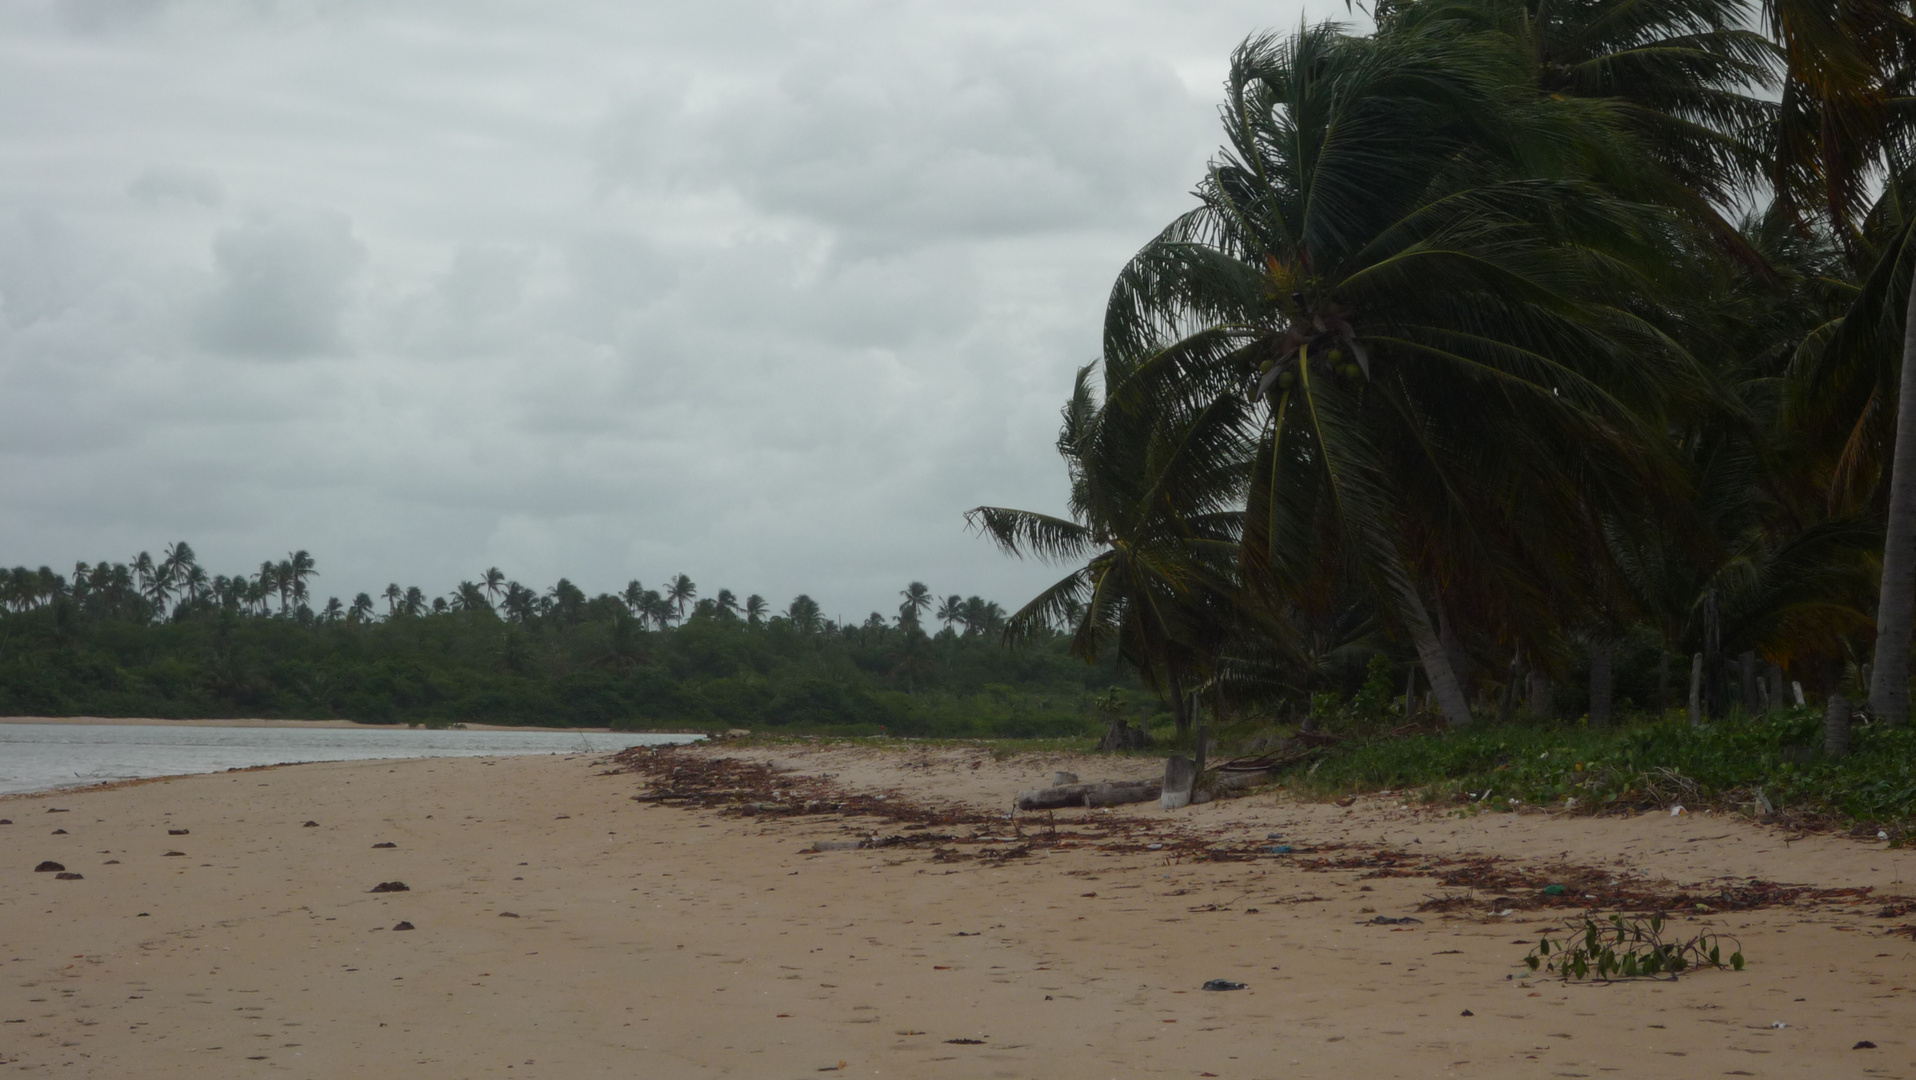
1589,639 -> 1613,726
1387,569 -> 1472,727
1167,660 -> 1190,737
1870,278 -> 1916,726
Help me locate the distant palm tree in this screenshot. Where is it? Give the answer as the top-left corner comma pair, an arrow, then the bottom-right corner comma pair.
383,583 -> 403,616
716,588 -> 741,619
936,594 -> 964,632
322,597 -> 344,622
453,581 -> 491,612
482,567 -> 506,607
622,580 -> 646,617
643,590 -> 675,629
666,574 -> 697,618
401,586 -> 426,618
744,594 -> 767,627
286,551 -> 316,610
898,582 -> 932,630
503,582 -> 537,624
786,594 -> 823,633
349,593 -> 374,623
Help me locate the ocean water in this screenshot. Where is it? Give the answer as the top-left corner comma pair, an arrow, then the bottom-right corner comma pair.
0,723 -> 699,796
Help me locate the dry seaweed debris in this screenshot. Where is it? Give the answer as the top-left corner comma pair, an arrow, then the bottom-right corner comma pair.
610,747 -> 1913,915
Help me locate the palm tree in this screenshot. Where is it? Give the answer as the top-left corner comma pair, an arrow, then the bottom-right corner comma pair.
1772,7 -> 1916,722
286,551 -> 316,610
452,581 -> 491,612
382,583 -> 403,617
622,580 -> 646,617
936,594 -> 964,631
1072,25 -> 1699,725
898,582 -> 933,630
666,574 -> 697,619
744,594 -> 767,627
321,596 -> 344,622
786,594 -> 823,633
483,567 -> 506,607
970,362 -> 1249,735
716,588 -> 741,619
349,593 -> 374,624
401,586 -> 426,618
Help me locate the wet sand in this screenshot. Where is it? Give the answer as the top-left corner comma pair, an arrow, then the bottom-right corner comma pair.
2,743 -> 1912,1078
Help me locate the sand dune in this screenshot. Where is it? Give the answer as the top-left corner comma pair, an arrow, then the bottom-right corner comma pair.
2,742 -> 1912,1078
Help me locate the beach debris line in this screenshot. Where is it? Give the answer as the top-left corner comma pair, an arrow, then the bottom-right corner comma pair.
369,881 -> 410,893
1525,913 -> 1743,981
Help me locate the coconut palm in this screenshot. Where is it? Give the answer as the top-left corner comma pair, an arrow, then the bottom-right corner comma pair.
349,593 -> 374,624
622,580 -> 646,617
382,583 -> 403,617
1082,24 -> 1699,725
744,594 -> 768,627
786,594 -> 823,633
483,567 -> 506,607
936,594 -> 965,631
716,588 -> 741,619
286,551 -> 316,610
970,362 -> 1251,735
898,582 -> 933,630
666,574 -> 697,619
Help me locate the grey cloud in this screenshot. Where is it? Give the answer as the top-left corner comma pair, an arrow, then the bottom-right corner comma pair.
128,166 -> 224,207
198,209 -> 366,358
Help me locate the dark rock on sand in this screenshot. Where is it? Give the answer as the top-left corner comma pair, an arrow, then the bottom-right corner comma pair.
498,911 -> 520,918
54,872 -> 83,880
372,842 -> 397,848
168,829 -> 189,835
302,821 -> 319,827
1201,979 -> 1246,991
163,850 -> 186,857
52,829 -> 67,835
392,921 -> 415,931
369,881 -> 410,893
0,819 -> 12,825
33,861 -> 64,873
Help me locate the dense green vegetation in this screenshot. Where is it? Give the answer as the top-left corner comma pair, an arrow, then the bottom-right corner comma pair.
971,0 -> 1916,757
0,549 -> 1129,735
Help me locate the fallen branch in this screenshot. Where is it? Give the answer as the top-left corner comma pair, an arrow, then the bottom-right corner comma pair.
1014,780 -> 1161,811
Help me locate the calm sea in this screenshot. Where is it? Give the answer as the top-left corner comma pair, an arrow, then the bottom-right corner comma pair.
0,723 -> 699,796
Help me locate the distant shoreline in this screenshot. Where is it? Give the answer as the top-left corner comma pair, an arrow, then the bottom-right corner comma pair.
0,715 -> 704,734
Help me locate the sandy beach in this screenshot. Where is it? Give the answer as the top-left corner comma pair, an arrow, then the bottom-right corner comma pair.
3,742 -> 1913,1078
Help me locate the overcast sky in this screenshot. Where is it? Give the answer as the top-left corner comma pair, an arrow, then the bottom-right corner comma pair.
0,0 -> 1313,620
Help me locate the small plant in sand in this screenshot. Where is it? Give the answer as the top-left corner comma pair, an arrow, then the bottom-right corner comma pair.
1524,913 -> 1743,981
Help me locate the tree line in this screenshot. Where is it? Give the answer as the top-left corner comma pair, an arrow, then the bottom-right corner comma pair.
0,545 -> 1098,733
971,0 -> 1916,739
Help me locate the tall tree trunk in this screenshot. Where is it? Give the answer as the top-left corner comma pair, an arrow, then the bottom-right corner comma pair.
1869,277 -> 1916,727
1498,647 -> 1523,724
1167,660 -> 1190,737
1436,594 -> 1472,700
1825,693 -> 1851,757
1738,651 -> 1757,716
1687,652 -> 1704,726
1403,665 -> 1419,719
1655,645 -> 1671,716
1389,571 -> 1472,727
1528,670 -> 1551,718
1701,590 -> 1722,720
1589,639 -> 1613,726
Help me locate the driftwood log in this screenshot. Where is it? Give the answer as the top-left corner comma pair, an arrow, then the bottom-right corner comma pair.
1014,780 -> 1161,811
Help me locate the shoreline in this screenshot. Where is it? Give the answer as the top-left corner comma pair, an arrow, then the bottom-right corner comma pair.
0,714 -> 708,734
3,743 -> 1911,1077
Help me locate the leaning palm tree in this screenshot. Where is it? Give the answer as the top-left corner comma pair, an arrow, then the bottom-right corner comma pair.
382,583 -> 403,617
1085,23 -> 1699,725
